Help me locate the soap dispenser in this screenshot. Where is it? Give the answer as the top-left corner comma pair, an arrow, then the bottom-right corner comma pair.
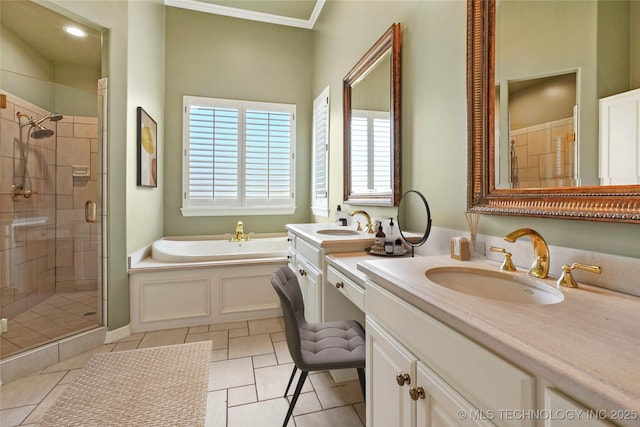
385,218 -> 397,254
335,205 -> 347,226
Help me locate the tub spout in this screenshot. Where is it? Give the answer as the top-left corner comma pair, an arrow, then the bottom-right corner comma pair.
235,221 -> 244,241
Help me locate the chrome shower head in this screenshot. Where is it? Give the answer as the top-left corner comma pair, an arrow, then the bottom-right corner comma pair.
30,124 -> 54,139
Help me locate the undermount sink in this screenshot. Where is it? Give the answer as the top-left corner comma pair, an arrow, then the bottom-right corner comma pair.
425,267 -> 564,305
316,229 -> 361,236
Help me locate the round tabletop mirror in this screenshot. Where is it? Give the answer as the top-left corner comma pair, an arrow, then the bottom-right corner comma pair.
397,190 -> 432,257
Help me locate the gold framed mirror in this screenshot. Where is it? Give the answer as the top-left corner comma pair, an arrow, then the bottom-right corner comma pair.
467,0 -> 640,223
343,23 -> 401,206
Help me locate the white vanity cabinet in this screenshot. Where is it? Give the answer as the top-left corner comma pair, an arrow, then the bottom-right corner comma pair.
286,224 -> 374,324
288,231 -> 322,322
366,281 -> 535,427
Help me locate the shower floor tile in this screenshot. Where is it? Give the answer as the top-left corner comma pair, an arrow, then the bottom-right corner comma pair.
0,291 -> 100,359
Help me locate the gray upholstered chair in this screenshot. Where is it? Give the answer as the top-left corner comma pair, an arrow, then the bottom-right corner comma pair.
270,265 -> 365,427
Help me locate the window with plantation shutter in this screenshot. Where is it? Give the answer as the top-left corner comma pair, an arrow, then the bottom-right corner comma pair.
182,96 -> 296,216
350,109 -> 392,195
311,87 -> 330,217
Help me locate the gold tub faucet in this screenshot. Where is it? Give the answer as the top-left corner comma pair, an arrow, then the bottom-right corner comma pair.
235,220 -> 244,241
503,228 -> 550,279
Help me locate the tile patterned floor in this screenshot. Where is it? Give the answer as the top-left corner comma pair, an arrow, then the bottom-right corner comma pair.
0,291 -> 100,358
0,317 -> 365,426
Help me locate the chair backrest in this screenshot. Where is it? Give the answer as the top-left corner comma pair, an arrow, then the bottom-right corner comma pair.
270,265 -> 306,367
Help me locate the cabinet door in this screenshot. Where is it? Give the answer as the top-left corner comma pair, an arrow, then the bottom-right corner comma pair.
416,361 -> 494,427
295,259 -> 321,323
366,318 -> 416,427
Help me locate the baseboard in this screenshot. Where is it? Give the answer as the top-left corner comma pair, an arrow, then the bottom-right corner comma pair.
105,324 -> 131,343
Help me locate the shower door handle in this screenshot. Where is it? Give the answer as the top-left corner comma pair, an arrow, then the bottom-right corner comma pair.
85,200 -> 97,223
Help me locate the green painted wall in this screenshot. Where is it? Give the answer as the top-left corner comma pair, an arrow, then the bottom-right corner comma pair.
163,8 -> 313,237
311,0 -> 640,258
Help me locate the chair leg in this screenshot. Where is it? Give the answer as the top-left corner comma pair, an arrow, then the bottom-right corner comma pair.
284,366 -> 297,397
283,370 -> 308,427
357,367 -> 365,400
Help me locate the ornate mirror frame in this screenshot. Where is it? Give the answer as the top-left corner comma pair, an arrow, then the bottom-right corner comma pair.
467,0 -> 640,223
343,23 -> 401,206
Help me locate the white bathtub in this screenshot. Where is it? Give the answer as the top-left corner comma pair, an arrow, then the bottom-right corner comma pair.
129,236 -> 287,332
151,237 -> 288,263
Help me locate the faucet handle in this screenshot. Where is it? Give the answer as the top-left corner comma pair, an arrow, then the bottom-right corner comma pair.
489,246 -> 516,271
557,263 -> 602,288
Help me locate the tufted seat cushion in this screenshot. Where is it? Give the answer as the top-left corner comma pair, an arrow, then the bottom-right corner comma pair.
299,320 -> 365,371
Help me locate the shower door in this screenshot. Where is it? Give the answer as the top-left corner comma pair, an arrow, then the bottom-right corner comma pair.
0,75 -> 104,359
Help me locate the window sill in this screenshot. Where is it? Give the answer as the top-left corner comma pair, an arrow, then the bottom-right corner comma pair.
181,207 -> 296,217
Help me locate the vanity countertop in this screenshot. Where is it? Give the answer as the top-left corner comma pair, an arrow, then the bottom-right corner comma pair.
286,223 -> 375,248
358,255 -> 640,425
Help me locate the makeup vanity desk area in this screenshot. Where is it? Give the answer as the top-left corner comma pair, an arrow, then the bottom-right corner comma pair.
323,251 -> 639,427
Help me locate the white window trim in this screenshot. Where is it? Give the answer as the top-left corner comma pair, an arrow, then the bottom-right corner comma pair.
311,86 -> 330,217
181,96 -> 296,217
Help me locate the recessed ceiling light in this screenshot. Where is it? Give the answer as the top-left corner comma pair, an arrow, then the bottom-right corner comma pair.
64,26 -> 87,38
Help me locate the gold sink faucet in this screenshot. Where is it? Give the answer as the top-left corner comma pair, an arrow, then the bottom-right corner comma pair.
503,228 -> 550,279
348,209 -> 374,233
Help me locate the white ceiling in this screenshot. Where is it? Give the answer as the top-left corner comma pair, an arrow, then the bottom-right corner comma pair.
0,0 -> 324,71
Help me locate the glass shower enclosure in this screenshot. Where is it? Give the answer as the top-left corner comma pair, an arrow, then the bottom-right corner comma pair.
0,70 -> 104,359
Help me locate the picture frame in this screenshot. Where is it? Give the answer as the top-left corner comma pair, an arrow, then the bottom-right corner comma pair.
137,107 -> 158,187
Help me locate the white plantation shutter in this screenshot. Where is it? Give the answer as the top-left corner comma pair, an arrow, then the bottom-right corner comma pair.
182,96 -> 296,216
351,110 -> 391,194
312,87 -> 329,216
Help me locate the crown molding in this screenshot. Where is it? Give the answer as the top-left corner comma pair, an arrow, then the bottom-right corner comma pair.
164,0 -> 325,29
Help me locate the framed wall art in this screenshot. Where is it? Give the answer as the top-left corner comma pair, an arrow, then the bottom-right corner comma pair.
137,106 -> 157,187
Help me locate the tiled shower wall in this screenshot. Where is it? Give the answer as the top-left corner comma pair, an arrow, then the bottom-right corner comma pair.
0,91 -> 98,320
510,117 -> 577,188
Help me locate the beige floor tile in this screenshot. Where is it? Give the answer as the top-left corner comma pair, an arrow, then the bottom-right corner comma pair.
294,405 -> 364,427
254,363 -> 313,401
185,330 -> 228,350
205,389 -> 227,427
253,353 -> 277,369
354,402 -> 366,424
227,397 -> 293,427
210,321 -> 247,331
0,371 -> 65,410
138,327 -> 188,348
229,327 -> 249,338
248,317 -> 284,335
112,340 -> 140,352
188,325 -> 210,334
22,383 -> 68,425
210,348 -> 228,362
310,373 -> 363,409
290,391 -> 322,416
273,340 -> 292,364
116,331 -> 145,342
0,405 -> 36,427
228,384 -> 257,407
228,334 -> 273,359
58,369 -> 82,385
208,357 -> 254,391
270,331 -> 286,342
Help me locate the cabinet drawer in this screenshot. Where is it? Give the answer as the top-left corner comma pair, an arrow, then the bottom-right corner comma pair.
544,388 -> 614,427
327,265 -> 365,311
296,237 -> 321,267
367,282 -> 535,427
